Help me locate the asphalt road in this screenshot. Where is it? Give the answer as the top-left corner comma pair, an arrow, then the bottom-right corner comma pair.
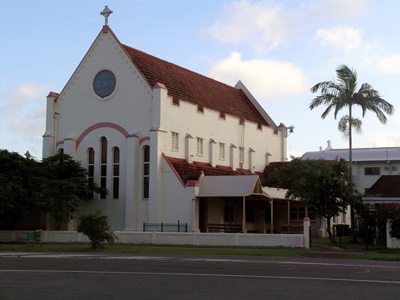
1,252 -> 400,300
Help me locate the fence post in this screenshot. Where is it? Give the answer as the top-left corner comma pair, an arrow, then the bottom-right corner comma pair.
161,223 -> 163,232
143,223 -> 145,232
303,218 -> 310,249
178,220 -> 180,232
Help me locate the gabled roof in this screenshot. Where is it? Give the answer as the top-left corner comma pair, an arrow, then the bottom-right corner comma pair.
122,44 -> 270,127
302,147 -> 400,162
364,175 -> 400,198
50,26 -> 272,128
164,155 -> 253,186
262,186 -> 289,200
198,175 -> 264,197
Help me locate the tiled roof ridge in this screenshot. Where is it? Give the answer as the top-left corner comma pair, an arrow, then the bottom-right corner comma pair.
121,43 -> 269,126
164,155 -> 257,187
122,43 -> 244,93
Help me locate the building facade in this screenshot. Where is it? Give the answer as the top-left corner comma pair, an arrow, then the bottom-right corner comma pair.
42,24 -> 288,231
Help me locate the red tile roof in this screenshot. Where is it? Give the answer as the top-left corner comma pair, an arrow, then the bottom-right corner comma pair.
122,44 -> 269,127
364,175 -> 400,198
164,155 -> 254,185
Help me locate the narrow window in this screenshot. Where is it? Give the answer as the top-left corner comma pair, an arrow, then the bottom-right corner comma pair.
88,148 -> 95,199
171,132 -> 179,151
112,147 -> 120,199
239,147 -> 244,168
100,137 -> 107,199
196,137 -> 203,156
143,146 -> 150,199
219,143 -> 225,160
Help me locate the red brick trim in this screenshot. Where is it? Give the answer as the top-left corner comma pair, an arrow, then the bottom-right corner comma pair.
139,136 -> 150,145
76,122 -> 129,149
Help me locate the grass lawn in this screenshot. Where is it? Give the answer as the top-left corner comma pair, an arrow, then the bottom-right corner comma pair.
0,242 -> 305,257
1,238 -> 399,261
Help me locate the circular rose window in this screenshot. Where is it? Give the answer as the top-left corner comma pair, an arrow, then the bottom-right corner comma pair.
93,70 -> 116,98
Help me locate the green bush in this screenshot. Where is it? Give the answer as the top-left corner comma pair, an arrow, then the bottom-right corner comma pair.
77,210 -> 116,249
391,215 -> 400,239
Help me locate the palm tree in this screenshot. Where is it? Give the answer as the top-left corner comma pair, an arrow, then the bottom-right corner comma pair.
338,115 -> 362,137
310,64 -> 394,242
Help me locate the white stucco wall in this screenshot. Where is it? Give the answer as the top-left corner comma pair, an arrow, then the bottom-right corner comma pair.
353,162 -> 400,194
159,94 -> 285,172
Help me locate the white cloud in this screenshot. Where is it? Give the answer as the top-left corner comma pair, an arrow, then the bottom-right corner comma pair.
315,26 -> 363,52
204,0 -> 371,54
306,0 -> 370,21
204,1 -> 290,54
0,83 -> 51,135
209,52 -> 308,98
373,132 -> 400,147
377,54 -> 400,74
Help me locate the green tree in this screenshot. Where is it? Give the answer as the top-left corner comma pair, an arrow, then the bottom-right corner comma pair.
310,64 -> 394,241
77,210 -> 116,249
0,150 -> 46,229
0,150 -> 104,229
265,158 -> 359,243
41,153 -> 104,223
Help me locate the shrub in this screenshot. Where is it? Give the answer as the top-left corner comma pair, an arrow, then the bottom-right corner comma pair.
390,215 -> 400,239
77,210 -> 116,249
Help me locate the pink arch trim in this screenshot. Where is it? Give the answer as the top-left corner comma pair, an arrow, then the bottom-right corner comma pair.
139,136 -> 150,145
76,122 -> 129,149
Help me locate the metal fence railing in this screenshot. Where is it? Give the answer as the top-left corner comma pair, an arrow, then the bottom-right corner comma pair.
143,221 -> 188,232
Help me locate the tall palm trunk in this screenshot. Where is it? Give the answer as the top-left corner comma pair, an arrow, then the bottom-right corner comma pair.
348,105 -> 357,242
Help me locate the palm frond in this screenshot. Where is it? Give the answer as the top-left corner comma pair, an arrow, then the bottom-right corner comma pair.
336,65 -> 357,93
338,115 -> 362,137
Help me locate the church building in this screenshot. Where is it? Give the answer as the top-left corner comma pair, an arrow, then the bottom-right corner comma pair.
42,7 -> 290,232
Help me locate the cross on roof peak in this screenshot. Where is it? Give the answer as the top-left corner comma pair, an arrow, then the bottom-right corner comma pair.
100,5 -> 113,26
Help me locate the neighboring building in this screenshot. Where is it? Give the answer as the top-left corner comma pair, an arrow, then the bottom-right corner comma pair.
302,141 -> 400,195
42,12 -> 290,232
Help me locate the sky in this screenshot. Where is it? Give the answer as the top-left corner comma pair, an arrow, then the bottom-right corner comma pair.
1,0 -> 399,160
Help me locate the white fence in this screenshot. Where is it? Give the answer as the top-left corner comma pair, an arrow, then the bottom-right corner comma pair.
386,220 -> 400,249
0,219 -> 311,248
0,231 -> 305,248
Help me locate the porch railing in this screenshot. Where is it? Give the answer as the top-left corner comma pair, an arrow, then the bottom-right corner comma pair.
143,221 -> 188,232
208,223 -> 242,233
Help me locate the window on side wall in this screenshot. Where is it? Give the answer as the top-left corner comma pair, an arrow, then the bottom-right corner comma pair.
171,132 -> 179,151
88,147 -> 95,199
112,147 -> 120,199
239,147 -> 244,168
219,143 -> 225,160
196,137 -> 203,156
364,167 -> 380,176
143,145 -> 150,199
100,137 -> 107,199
